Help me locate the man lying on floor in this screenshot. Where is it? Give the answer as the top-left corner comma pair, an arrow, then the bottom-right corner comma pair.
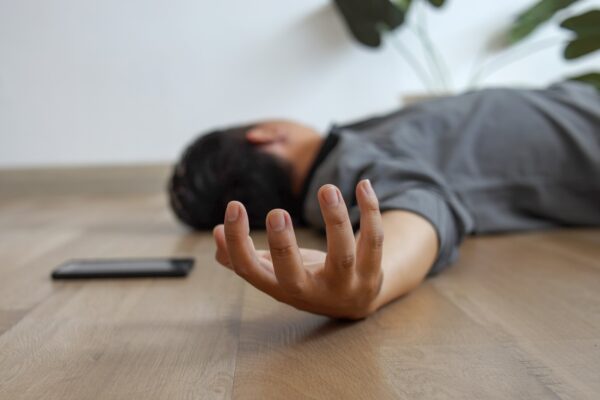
168,81 -> 600,319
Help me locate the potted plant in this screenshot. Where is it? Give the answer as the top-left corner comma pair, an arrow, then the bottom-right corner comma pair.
332,0 -> 451,95
506,0 -> 599,89
331,0 -> 600,94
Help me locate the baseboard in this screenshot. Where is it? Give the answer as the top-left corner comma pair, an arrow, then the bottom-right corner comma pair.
0,163 -> 173,197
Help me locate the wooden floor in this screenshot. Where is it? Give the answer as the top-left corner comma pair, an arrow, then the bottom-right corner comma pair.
0,192 -> 599,399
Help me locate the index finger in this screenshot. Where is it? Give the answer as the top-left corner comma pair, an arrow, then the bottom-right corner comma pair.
223,201 -> 286,299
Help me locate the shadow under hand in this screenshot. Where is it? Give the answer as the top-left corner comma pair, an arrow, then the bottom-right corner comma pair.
233,305 -> 397,399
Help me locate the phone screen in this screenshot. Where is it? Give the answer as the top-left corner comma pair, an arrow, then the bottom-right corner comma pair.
51,258 -> 194,279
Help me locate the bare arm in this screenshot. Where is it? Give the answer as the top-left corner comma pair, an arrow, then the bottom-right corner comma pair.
368,210 -> 438,312
212,180 -> 440,319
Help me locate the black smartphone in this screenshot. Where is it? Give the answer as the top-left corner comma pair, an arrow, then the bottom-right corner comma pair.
51,258 -> 194,279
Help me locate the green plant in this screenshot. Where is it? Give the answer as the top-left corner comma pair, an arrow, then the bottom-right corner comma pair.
508,0 -> 600,89
331,0 -> 600,92
333,0 -> 445,48
332,0 -> 450,92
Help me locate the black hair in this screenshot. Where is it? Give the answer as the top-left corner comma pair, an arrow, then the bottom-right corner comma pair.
168,126 -> 298,230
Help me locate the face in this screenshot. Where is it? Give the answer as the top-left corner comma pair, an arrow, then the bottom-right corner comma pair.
244,120 -> 324,195
244,120 -> 321,162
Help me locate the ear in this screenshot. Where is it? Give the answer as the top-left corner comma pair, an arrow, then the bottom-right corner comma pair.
245,126 -> 281,145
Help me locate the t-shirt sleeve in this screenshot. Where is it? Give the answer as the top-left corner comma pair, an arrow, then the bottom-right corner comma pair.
301,133 -> 472,275
348,183 -> 465,275
377,187 -> 463,275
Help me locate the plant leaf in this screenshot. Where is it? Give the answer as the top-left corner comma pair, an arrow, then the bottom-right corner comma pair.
390,0 -> 412,11
567,72 -> 600,90
333,0 -> 408,48
563,36 -> 600,59
560,10 -> 600,37
508,0 -> 579,44
427,0 -> 446,8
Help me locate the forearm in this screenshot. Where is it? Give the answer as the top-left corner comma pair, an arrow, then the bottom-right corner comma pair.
369,210 -> 439,311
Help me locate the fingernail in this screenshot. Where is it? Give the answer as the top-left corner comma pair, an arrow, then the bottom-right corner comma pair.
226,202 -> 240,222
362,179 -> 374,197
323,185 -> 339,206
268,210 -> 286,232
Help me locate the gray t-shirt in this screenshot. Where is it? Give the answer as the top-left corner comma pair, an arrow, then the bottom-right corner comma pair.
302,82 -> 600,274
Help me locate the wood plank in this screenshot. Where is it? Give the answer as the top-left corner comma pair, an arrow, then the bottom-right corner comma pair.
0,164 -> 172,197
232,229 -> 600,399
0,194 -> 244,399
431,233 -> 600,398
0,188 -> 598,399
0,269 -> 244,400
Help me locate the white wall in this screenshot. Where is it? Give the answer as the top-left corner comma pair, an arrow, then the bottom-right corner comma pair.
1,0 -> 598,167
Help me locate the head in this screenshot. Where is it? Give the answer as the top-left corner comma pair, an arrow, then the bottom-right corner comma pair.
169,120 -> 323,230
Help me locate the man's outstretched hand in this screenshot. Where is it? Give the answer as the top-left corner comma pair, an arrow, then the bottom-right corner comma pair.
212,180 -> 384,320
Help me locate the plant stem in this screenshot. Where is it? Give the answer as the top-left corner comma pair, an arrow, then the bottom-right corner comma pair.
389,34 -> 435,92
412,2 -> 451,91
468,37 -> 563,87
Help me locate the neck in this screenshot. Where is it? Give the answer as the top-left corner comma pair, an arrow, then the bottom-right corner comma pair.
290,135 -> 324,196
